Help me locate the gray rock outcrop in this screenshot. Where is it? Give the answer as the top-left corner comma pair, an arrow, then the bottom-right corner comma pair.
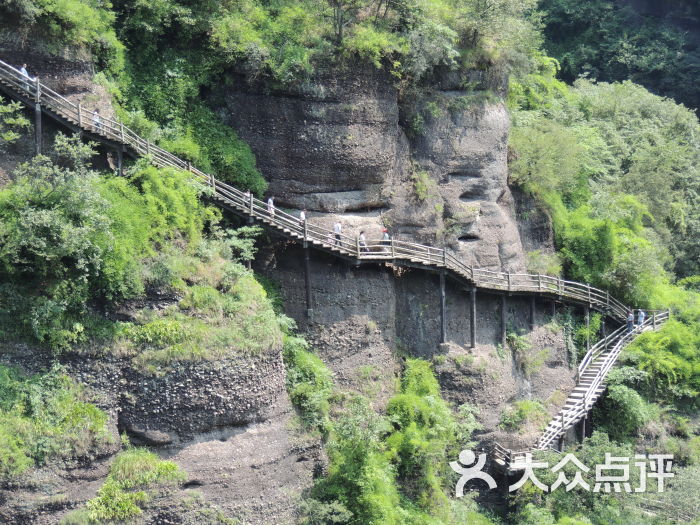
219,63 -> 526,271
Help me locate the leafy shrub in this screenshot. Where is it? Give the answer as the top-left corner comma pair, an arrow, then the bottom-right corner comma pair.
499,400 -> 548,431
0,136 -> 217,349
283,332 -> 334,433
526,250 -> 562,276
85,448 -> 185,521
0,97 -> 30,148
594,385 -> 654,441
0,365 -> 109,481
0,0 -> 125,73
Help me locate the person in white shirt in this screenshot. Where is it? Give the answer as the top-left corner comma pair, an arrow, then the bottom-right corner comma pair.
299,209 -> 306,225
358,230 -> 368,252
333,221 -> 342,246
93,109 -> 102,133
637,309 -> 646,328
267,196 -> 275,217
19,63 -> 31,92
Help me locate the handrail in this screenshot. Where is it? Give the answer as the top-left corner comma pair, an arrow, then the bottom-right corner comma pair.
1,58 -> 671,471
535,311 -> 669,451
0,57 -> 633,321
495,311 -> 669,468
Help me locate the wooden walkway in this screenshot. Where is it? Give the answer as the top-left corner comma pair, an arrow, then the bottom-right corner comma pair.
0,58 -> 669,469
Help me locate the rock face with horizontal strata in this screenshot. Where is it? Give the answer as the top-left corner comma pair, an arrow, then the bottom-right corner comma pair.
218,63 -> 526,271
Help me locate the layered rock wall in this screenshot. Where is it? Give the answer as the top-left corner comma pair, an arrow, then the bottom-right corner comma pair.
218,63 -> 526,271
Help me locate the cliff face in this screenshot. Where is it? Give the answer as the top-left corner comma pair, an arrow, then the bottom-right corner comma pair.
218,63 -> 526,271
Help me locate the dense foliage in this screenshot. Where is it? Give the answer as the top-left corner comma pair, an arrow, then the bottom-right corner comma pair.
0,364 -> 109,481
0,135 -> 216,349
83,447 -> 185,521
540,0 -> 700,111
300,358 -> 490,525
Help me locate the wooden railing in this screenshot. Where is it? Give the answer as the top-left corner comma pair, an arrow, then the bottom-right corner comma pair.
0,59 -> 634,322
494,311 -> 669,469
1,58 -> 670,471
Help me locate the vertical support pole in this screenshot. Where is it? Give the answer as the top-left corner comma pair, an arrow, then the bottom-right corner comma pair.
120,121 -> 125,142
78,102 -> 83,128
579,417 -> 586,443
116,145 -> 123,177
390,239 -> 395,259
529,296 -> 536,330
470,286 -> 476,349
538,273 -> 542,291
146,140 -> 151,156
304,246 -> 313,320
439,271 -> 447,344
186,161 -> 192,172
551,300 -> 556,319
34,102 -> 42,155
501,295 -> 507,347
585,306 -> 590,353
33,77 -> 42,155
507,272 -> 511,292
600,316 -> 608,352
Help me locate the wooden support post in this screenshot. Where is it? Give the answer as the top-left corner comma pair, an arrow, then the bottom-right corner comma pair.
601,319 -> 607,351
304,246 -> 313,320
501,295 -> 507,347
439,271 -> 447,344
34,102 -> 42,155
78,102 -> 83,128
116,145 -> 123,177
537,273 -> 542,291
585,306 -> 590,353
470,286 -> 477,349
120,122 -> 125,142
507,272 -> 511,292
529,296 -> 536,330
579,417 -> 586,443
551,300 -> 556,319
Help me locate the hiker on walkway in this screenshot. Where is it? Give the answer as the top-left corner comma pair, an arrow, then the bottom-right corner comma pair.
381,228 -> 390,245
333,221 -> 342,246
637,309 -> 646,328
358,230 -> 368,253
381,228 -> 391,253
626,310 -> 634,332
92,109 -> 102,133
299,209 -> 306,226
19,63 -> 31,91
267,196 -> 275,217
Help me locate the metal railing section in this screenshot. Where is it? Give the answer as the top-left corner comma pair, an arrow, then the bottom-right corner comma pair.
0,57 -> 631,321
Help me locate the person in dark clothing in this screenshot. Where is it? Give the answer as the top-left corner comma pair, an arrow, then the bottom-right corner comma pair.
626,310 -> 634,332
